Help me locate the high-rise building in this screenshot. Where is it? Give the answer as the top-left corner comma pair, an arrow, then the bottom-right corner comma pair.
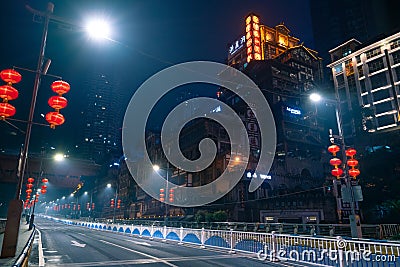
222,14 -> 334,222
328,32 -> 400,139
77,71 -> 123,163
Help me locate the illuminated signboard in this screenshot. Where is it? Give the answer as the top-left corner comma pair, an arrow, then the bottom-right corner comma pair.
245,13 -> 261,62
286,106 -> 301,115
246,171 -> 271,180
229,36 -> 246,55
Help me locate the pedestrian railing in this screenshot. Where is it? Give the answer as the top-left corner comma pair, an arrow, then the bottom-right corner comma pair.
94,219 -> 399,240
12,225 -> 36,267
46,215 -> 400,266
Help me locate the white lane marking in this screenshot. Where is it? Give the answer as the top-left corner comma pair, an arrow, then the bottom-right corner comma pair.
99,239 -> 178,267
71,240 -> 86,248
45,250 -> 58,253
37,229 -> 45,267
77,233 -> 86,236
124,239 -> 152,247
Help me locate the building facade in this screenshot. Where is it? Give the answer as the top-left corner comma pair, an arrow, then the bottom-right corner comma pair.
328,32 -> 400,138
118,13 -> 337,224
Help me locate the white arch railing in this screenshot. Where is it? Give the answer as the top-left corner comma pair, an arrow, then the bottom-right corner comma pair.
44,216 -> 400,267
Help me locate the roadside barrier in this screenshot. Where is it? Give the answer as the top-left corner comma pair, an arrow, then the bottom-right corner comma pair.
45,215 -> 400,266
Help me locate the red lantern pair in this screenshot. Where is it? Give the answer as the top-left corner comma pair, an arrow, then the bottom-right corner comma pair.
46,80 -> 70,129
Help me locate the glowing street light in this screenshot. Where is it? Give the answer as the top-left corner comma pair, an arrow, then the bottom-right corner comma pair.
309,92 -> 322,102
54,153 -> 65,162
153,165 -> 160,171
85,18 -> 111,40
107,183 -> 112,188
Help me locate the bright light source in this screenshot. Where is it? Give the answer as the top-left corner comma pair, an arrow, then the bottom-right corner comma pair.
70,193 -> 74,197
107,183 -> 112,188
62,196 -> 65,199
54,153 -> 65,161
234,156 -> 240,162
84,191 -> 88,195
153,165 -> 160,171
86,18 -> 111,40
310,93 -> 322,102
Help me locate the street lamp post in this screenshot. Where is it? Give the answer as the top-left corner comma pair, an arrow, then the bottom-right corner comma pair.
310,93 -> 362,238
107,183 -> 118,223
1,2 -> 113,258
153,162 -> 170,225
1,3 -> 54,258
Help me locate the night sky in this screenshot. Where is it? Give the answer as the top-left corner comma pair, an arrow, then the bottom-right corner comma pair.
0,0 -> 313,155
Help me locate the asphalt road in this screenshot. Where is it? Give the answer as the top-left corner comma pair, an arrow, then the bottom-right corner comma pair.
29,217 -> 317,267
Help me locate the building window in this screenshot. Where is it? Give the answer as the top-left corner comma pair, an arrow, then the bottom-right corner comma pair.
358,66 -> 364,77
360,80 -> 367,93
394,67 -> 400,82
370,72 -> 388,89
391,50 -> 400,65
365,47 -> 381,60
390,38 -> 400,50
345,60 -> 354,76
336,75 -> 345,88
334,64 -> 343,73
368,58 -> 384,73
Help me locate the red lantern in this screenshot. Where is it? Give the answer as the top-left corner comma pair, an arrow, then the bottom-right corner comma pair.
0,85 -> 18,102
159,188 -> 165,193
42,178 -> 48,183
48,95 -> 68,110
160,198 -> 165,202
0,69 -> 22,84
331,168 -> 343,177
45,112 -> 65,129
26,189 -> 32,194
329,158 -> 342,166
27,178 -> 34,183
26,183 -> 33,189
41,185 -> 47,189
169,198 -> 174,203
348,168 -> 360,177
35,198 -> 39,203
51,80 -> 70,95
347,159 -> 358,167
328,145 -> 340,155
41,189 -> 47,194
0,102 -> 16,118
346,148 -> 357,157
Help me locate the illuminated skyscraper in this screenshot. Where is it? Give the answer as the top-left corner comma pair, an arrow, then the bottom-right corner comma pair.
78,71 -> 123,163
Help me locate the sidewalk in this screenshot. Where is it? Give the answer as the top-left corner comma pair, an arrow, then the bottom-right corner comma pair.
0,221 -> 35,266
